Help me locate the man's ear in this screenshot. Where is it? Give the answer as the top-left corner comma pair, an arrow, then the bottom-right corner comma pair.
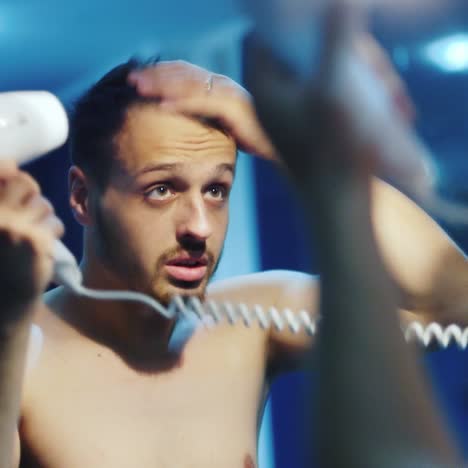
69,166 -> 93,226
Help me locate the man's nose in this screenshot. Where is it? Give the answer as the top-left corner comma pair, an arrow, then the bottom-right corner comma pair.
176,196 -> 213,243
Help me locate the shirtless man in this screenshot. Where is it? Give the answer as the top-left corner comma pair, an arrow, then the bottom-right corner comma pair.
2,44 -> 468,468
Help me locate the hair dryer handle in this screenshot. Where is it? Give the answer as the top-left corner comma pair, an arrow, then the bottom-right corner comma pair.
52,240 -> 82,287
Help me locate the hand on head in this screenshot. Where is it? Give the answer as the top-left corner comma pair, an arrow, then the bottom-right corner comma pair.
128,60 -> 278,161
243,6 -> 415,189
0,162 -> 64,318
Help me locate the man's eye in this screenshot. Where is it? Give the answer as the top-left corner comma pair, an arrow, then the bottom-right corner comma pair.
206,185 -> 229,201
146,185 -> 174,200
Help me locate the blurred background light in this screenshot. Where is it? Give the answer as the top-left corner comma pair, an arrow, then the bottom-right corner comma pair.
423,33 -> 468,72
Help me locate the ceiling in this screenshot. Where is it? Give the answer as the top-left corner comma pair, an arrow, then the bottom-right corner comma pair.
0,0 -> 240,93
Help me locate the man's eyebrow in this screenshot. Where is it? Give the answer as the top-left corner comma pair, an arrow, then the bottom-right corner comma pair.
214,163 -> 235,177
136,163 -> 182,175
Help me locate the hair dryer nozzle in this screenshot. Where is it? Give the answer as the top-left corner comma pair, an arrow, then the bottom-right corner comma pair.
0,91 -> 69,164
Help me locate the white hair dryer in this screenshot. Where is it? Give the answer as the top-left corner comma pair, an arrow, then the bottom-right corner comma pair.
0,91 -> 83,286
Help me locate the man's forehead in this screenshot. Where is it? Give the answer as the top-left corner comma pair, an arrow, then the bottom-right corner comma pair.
114,104 -> 237,172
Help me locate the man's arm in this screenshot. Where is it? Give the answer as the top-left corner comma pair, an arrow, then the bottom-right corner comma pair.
0,306 -> 37,468
307,173 -> 459,467
372,178 -> 468,323
247,10 -> 460,465
268,175 -> 468,372
0,163 -> 63,468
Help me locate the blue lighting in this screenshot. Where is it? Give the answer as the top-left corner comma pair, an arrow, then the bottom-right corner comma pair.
422,33 -> 468,72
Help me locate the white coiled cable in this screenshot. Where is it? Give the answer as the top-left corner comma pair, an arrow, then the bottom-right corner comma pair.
404,322 -> 468,350
171,296 -> 468,350
169,295 -> 318,335
59,261 -> 468,350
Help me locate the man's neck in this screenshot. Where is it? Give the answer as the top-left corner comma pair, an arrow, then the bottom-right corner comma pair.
50,255 -> 178,371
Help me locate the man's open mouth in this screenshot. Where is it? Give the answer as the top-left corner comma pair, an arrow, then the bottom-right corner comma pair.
164,257 -> 208,283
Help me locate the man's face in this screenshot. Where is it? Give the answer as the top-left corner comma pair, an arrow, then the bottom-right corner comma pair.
91,103 -> 237,305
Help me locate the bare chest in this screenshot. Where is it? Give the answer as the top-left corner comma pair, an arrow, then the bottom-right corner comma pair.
21,325 -> 268,468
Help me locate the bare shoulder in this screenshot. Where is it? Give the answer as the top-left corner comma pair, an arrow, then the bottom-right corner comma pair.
23,290 -> 69,380
207,270 -> 315,307
208,271 -> 321,379
22,294 -> 62,379
24,323 -> 44,375
21,313 -> 47,414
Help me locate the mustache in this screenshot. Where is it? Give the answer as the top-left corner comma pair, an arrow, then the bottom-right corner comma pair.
157,247 -> 215,269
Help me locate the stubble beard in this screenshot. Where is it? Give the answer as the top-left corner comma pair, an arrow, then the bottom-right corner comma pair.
93,205 -> 223,308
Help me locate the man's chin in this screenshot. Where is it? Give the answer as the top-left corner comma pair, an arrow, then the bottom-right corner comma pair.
168,277 -> 205,290
151,279 -> 208,307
